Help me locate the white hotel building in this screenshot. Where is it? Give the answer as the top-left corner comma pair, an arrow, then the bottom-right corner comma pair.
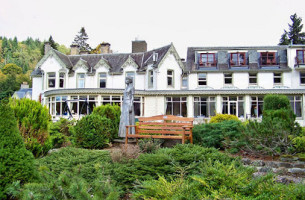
31,41 -> 305,125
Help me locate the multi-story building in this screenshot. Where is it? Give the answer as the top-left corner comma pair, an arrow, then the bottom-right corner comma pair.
31,42 -> 305,125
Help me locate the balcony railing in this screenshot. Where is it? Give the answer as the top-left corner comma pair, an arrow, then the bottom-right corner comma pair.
198,61 -> 217,68
295,57 -> 305,66
228,58 -> 249,68
259,56 -> 279,66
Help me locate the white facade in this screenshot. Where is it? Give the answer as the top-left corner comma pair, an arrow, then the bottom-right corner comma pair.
32,44 -> 305,125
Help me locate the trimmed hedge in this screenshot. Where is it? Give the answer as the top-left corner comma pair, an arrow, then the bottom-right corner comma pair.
209,113 -> 239,123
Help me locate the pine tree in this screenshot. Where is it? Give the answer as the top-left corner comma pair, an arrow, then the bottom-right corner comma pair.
279,13 -> 305,45
0,101 -> 35,199
73,27 -> 91,51
48,35 -> 58,50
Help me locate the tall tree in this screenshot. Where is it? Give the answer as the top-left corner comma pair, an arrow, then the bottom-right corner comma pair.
48,35 -> 58,50
73,27 -> 91,51
279,13 -> 305,45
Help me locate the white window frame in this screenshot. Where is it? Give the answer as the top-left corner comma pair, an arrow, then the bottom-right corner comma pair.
59,73 -> 65,88
167,70 -> 174,87
181,74 -> 188,89
47,72 -> 56,89
77,73 -> 85,88
198,73 -> 207,86
249,73 -> 257,85
250,96 -> 264,118
193,96 -> 216,118
222,96 -> 244,118
288,95 -> 302,118
273,72 -> 282,85
148,70 -> 154,88
99,72 -> 107,88
224,73 -> 233,85
165,96 -> 187,117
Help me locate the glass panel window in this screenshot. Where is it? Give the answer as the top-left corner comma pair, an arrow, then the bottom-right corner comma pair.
182,75 -> 188,89
230,52 -> 246,66
260,52 -> 276,65
198,73 -> 207,86
297,50 -> 305,64
70,96 -> 78,115
274,73 -> 282,85
77,73 -> 85,88
133,97 -> 144,117
59,73 -> 65,88
251,96 -> 264,118
126,72 -> 135,86
48,73 -> 56,88
165,97 -> 187,117
249,73 -> 257,85
288,95 -> 302,117
148,70 -> 154,88
300,72 -> 305,84
222,96 -> 244,117
99,73 -> 107,88
167,70 -> 174,87
199,53 -> 216,67
224,73 -> 232,84
194,97 -> 216,118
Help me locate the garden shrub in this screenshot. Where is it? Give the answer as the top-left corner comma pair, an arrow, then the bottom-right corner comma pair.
193,120 -> 243,150
112,144 -> 239,190
209,113 -> 239,123
49,118 -> 74,148
92,104 -> 121,139
9,98 -> 51,157
291,136 -> 305,152
138,138 -> 163,153
263,94 -> 291,110
0,101 -> 35,199
73,114 -> 112,149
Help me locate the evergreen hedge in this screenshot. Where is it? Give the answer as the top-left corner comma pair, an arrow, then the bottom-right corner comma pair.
263,94 -> 291,110
0,101 -> 35,199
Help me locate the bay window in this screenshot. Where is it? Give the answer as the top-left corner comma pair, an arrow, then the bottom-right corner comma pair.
165,97 -> 187,117
194,97 -> 216,118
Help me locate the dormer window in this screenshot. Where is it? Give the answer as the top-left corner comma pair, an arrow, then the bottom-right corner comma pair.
99,73 -> 107,88
230,52 -> 246,66
148,70 -> 154,88
48,73 -> 56,88
296,50 -> 305,64
77,73 -> 85,88
260,52 -> 276,65
199,53 -> 216,67
59,73 -> 65,88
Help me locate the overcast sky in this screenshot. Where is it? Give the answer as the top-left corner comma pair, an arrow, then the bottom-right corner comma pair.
1,0 -> 305,58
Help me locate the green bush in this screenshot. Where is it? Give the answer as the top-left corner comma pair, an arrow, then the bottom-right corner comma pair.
9,98 -> 51,157
73,114 -> 112,149
8,148 -> 120,200
193,120 -> 243,149
93,104 -> 121,140
49,118 -> 74,148
138,138 -> 163,153
292,136 -> 305,152
132,161 -> 305,200
112,144 -> 239,190
0,101 -> 35,199
263,94 -> 291,110
209,113 -> 239,123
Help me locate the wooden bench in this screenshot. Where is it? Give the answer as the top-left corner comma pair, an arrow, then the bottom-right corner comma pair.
125,115 -> 194,145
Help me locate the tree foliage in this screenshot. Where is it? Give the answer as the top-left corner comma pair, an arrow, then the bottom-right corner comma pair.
2,63 -> 22,75
279,13 -> 305,45
0,101 -> 35,199
73,27 -> 91,51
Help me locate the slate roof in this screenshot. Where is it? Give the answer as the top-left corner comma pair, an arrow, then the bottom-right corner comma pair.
32,44 -> 172,76
13,88 -> 32,99
186,45 -> 289,72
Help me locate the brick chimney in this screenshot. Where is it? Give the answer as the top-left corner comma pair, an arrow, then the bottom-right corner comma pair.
132,40 -> 147,53
44,42 -> 51,55
70,44 -> 80,55
100,42 -> 111,54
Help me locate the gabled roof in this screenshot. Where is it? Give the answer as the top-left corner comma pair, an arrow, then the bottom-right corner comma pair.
12,88 -> 32,99
32,44 -> 173,76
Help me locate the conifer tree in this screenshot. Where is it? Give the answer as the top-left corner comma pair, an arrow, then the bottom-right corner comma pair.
279,13 -> 305,45
0,101 -> 35,199
48,35 -> 58,50
73,27 -> 91,51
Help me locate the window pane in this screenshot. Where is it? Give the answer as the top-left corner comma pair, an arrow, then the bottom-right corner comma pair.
166,102 -> 172,115
295,101 -> 302,117
173,102 -> 180,116
194,102 -> 200,117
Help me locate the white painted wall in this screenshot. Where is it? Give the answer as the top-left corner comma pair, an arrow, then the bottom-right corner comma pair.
156,53 -> 182,90
258,73 -> 273,89
233,73 -> 248,89
144,96 -> 165,117
208,73 -> 223,89
32,77 -> 42,101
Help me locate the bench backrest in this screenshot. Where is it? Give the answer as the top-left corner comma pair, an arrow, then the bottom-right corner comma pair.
137,115 -> 194,135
